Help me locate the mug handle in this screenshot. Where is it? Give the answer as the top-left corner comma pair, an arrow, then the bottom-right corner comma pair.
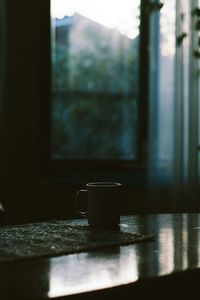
76,189 -> 88,217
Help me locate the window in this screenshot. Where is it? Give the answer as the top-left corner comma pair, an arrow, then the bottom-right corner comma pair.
51,0 -> 142,163
41,0 -> 174,187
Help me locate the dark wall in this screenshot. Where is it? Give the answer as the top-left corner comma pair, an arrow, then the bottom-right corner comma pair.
0,0 -> 74,224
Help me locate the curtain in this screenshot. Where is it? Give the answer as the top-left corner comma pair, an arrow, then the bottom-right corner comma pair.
149,0 -> 176,187
149,0 -> 200,210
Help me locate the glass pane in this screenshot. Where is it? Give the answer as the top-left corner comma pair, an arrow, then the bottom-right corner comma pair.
51,0 -> 140,160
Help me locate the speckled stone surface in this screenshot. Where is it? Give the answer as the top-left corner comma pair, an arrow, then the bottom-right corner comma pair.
0,219 -> 153,263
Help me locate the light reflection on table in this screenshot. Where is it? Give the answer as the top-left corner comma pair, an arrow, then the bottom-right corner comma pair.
48,214 -> 200,298
48,246 -> 139,298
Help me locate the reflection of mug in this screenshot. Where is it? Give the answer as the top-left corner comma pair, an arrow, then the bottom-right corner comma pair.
76,182 -> 122,229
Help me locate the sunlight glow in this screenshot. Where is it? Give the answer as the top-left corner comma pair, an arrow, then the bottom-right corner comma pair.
51,0 -> 140,39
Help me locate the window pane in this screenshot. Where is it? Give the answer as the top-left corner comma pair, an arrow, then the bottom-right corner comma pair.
51,0 -> 140,160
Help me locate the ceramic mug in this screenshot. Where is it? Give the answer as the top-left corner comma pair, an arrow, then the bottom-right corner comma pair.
76,182 -> 122,229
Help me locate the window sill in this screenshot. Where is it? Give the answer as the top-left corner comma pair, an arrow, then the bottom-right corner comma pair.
40,164 -> 148,188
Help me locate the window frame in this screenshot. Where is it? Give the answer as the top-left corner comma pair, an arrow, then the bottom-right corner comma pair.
39,0 -> 150,186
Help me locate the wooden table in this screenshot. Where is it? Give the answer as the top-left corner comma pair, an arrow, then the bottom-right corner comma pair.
1,214 -> 200,299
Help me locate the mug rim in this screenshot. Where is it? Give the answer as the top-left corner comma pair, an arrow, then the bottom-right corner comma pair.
86,182 -> 122,187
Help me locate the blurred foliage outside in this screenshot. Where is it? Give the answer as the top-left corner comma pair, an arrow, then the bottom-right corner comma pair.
52,14 -> 139,160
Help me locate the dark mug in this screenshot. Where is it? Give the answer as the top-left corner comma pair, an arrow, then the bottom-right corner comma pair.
76,182 -> 122,229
